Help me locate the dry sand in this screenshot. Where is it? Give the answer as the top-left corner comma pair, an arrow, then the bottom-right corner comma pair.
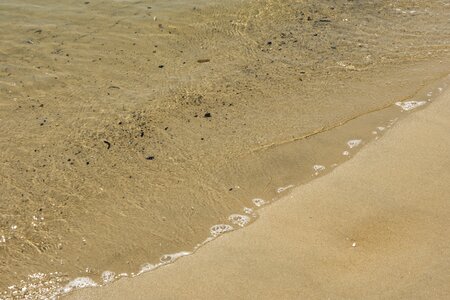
70,87 -> 450,299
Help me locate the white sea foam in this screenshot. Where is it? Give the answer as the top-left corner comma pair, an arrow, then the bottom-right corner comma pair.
61,277 -> 97,294
277,184 -> 294,193
101,271 -> 115,283
395,100 -> 426,111
347,139 -> 362,148
138,263 -> 157,275
160,251 -> 191,263
210,224 -> 233,237
252,198 -> 266,207
313,165 -> 325,172
243,207 -> 254,215
342,151 -> 349,156
228,214 -> 251,227
377,126 -> 385,131
313,165 -> 326,176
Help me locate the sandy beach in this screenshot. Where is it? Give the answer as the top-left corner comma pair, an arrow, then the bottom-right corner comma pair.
70,86 -> 450,299
1,0 -> 450,298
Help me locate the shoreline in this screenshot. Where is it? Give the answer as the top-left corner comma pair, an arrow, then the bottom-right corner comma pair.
69,84 -> 450,299
2,0 -> 450,297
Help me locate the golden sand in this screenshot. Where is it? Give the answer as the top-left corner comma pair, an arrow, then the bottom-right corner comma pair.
1,0 -> 450,296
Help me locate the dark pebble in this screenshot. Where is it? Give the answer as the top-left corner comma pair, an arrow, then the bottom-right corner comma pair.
204,112 -> 212,118
158,65 -> 164,68
146,156 -> 155,160
103,140 -> 111,149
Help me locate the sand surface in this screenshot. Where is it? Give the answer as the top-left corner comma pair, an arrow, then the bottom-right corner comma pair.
70,87 -> 450,299
2,0 -> 450,296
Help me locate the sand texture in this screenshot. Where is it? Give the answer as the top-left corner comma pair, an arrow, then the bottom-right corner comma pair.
70,87 -> 450,299
1,0 -> 450,296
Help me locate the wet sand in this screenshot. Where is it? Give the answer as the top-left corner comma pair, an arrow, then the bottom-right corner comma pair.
70,87 -> 450,299
1,0 -> 450,297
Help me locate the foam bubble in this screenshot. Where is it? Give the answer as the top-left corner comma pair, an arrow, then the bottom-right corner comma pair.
137,263 -> 159,275
138,263 -> 157,275
277,184 -> 294,193
101,271 -> 115,283
210,224 -> 233,237
160,251 -> 191,263
243,207 -> 254,215
377,126 -> 385,131
347,139 -> 362,148
61,277 -> 97,294
313,165 -> 325,172
342,151 -> 350,156
252,198 -> 266,207
313,165 -> 326,176
395,100 -> 426,111
228,214 -> 251,227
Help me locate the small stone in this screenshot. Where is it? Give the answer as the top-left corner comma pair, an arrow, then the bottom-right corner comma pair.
204,112 -> 212,118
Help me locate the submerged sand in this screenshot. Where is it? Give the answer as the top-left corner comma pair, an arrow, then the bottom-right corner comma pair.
69,85 -> 450,299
